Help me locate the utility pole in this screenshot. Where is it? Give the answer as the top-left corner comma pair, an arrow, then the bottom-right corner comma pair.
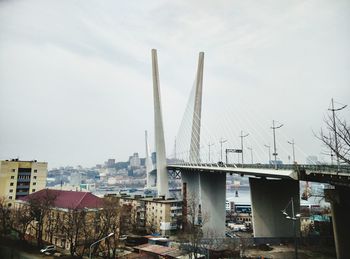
291,197 -> 298,259
247,147 -> 253,164
329,132 -> 334,165
287,139 -> 296,164
328,98 -> 347,170
219,138 -> 227,162
208,142 -> 214,163
239,131 -> 249,166
264,144 -> 271,165
271,120 -> 283,169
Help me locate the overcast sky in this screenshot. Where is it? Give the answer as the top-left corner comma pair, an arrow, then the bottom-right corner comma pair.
1,0 -> 349,168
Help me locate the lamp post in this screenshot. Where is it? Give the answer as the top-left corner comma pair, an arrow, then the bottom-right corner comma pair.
89,232 -> 114,259
247,147 -> 253,164
264,144 -> 271,165
219,138 -> 227,162
271,120 -> 283,169
287,139 -> 296,164
239,131 -> 249,167
281,197 -> 300,259
328,98 -> 347,171
208,142 -> 214,163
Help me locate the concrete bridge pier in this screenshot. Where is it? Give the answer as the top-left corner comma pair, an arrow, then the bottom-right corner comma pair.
249,178 -> 300,237
181,171 -> 201,224
147,170 -> 157,188
181,171 -> 226,236
200,171 -> 226,236
325,186 -> 350,259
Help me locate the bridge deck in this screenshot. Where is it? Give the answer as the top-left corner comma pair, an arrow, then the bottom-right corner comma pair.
167,163 -> 350,185
167,164 -> 298,180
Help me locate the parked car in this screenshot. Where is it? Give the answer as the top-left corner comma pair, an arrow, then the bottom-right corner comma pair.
40,245 -> 56,254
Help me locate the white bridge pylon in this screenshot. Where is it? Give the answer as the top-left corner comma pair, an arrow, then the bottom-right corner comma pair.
151,49 -> 205,197
151,49 -> 227,235
151,49 -> 168,197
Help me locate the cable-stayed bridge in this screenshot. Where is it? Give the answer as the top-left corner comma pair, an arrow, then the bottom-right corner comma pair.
147,49 -> 350,259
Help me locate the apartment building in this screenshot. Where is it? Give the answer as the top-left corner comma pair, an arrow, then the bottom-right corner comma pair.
144,197 -> 182,235
0,159 -> 47,206
119,195 -> 182,235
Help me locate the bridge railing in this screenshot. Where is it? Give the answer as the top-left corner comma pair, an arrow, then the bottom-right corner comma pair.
168,161 -> 350,174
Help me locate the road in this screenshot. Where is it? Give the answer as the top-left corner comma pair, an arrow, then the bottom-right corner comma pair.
0,245 -> 54,259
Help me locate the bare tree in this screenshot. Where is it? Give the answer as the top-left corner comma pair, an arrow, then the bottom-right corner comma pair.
98,197 -> 121,259
60,207 -> 87,256
11,203 -> 32,242
0,197 -> 12,237
27,189 -> 57,247
317,102 -> 349,165
179,192 -> 209,259
76,197 -> 121,258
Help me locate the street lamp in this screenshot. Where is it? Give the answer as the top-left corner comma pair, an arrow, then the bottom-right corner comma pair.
281,197 -> 300,259
271,120 -> 283,169
264,144 -> 271,165
328,98 -> 347,171
239,131 -> 249,167
89,232 -> 114,259
247,147 -> 253,164
219,138 -> 227,162
208,142 -> 214,163
287,139 -> 296,164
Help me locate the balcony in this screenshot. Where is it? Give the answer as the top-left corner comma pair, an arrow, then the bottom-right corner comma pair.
18,172 -> 31,176
16,191 -> 29,196
171,212 -> 182,217
17,178 -> 31,183
170,206 -> 182,210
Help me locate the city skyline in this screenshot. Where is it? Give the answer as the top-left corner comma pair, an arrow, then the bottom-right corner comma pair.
1,0 -> 349,168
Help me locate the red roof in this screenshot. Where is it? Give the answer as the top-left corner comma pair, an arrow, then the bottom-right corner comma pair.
19,189 -> 103,209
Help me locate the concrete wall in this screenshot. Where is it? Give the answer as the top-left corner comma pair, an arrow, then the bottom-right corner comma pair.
249,178 -> 300,237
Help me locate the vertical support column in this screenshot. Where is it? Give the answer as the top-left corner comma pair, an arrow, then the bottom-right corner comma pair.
200,171 -> 226,236
325,186 -> 350,259
151,49 -> 168,197
249,178 -> 300,237
189,52 -> 204,164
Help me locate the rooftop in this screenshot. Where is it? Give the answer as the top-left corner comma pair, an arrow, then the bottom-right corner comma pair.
19,189 -> 103,209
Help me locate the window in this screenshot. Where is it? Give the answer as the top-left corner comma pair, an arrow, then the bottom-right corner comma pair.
9,189 -> 13,193
33,176 -> 37,179
33,182 -> 36,186
34,169 -> 37,173
10,183 -> 14,186
32,189 -> 36,192
9,196 -> 12,200
12,169 -> 15,172
11,176 -> 14,179
8,203 -> 12,207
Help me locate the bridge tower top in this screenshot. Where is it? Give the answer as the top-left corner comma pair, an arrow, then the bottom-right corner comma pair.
189,52 -> 204,164
151,49 -> 168,197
